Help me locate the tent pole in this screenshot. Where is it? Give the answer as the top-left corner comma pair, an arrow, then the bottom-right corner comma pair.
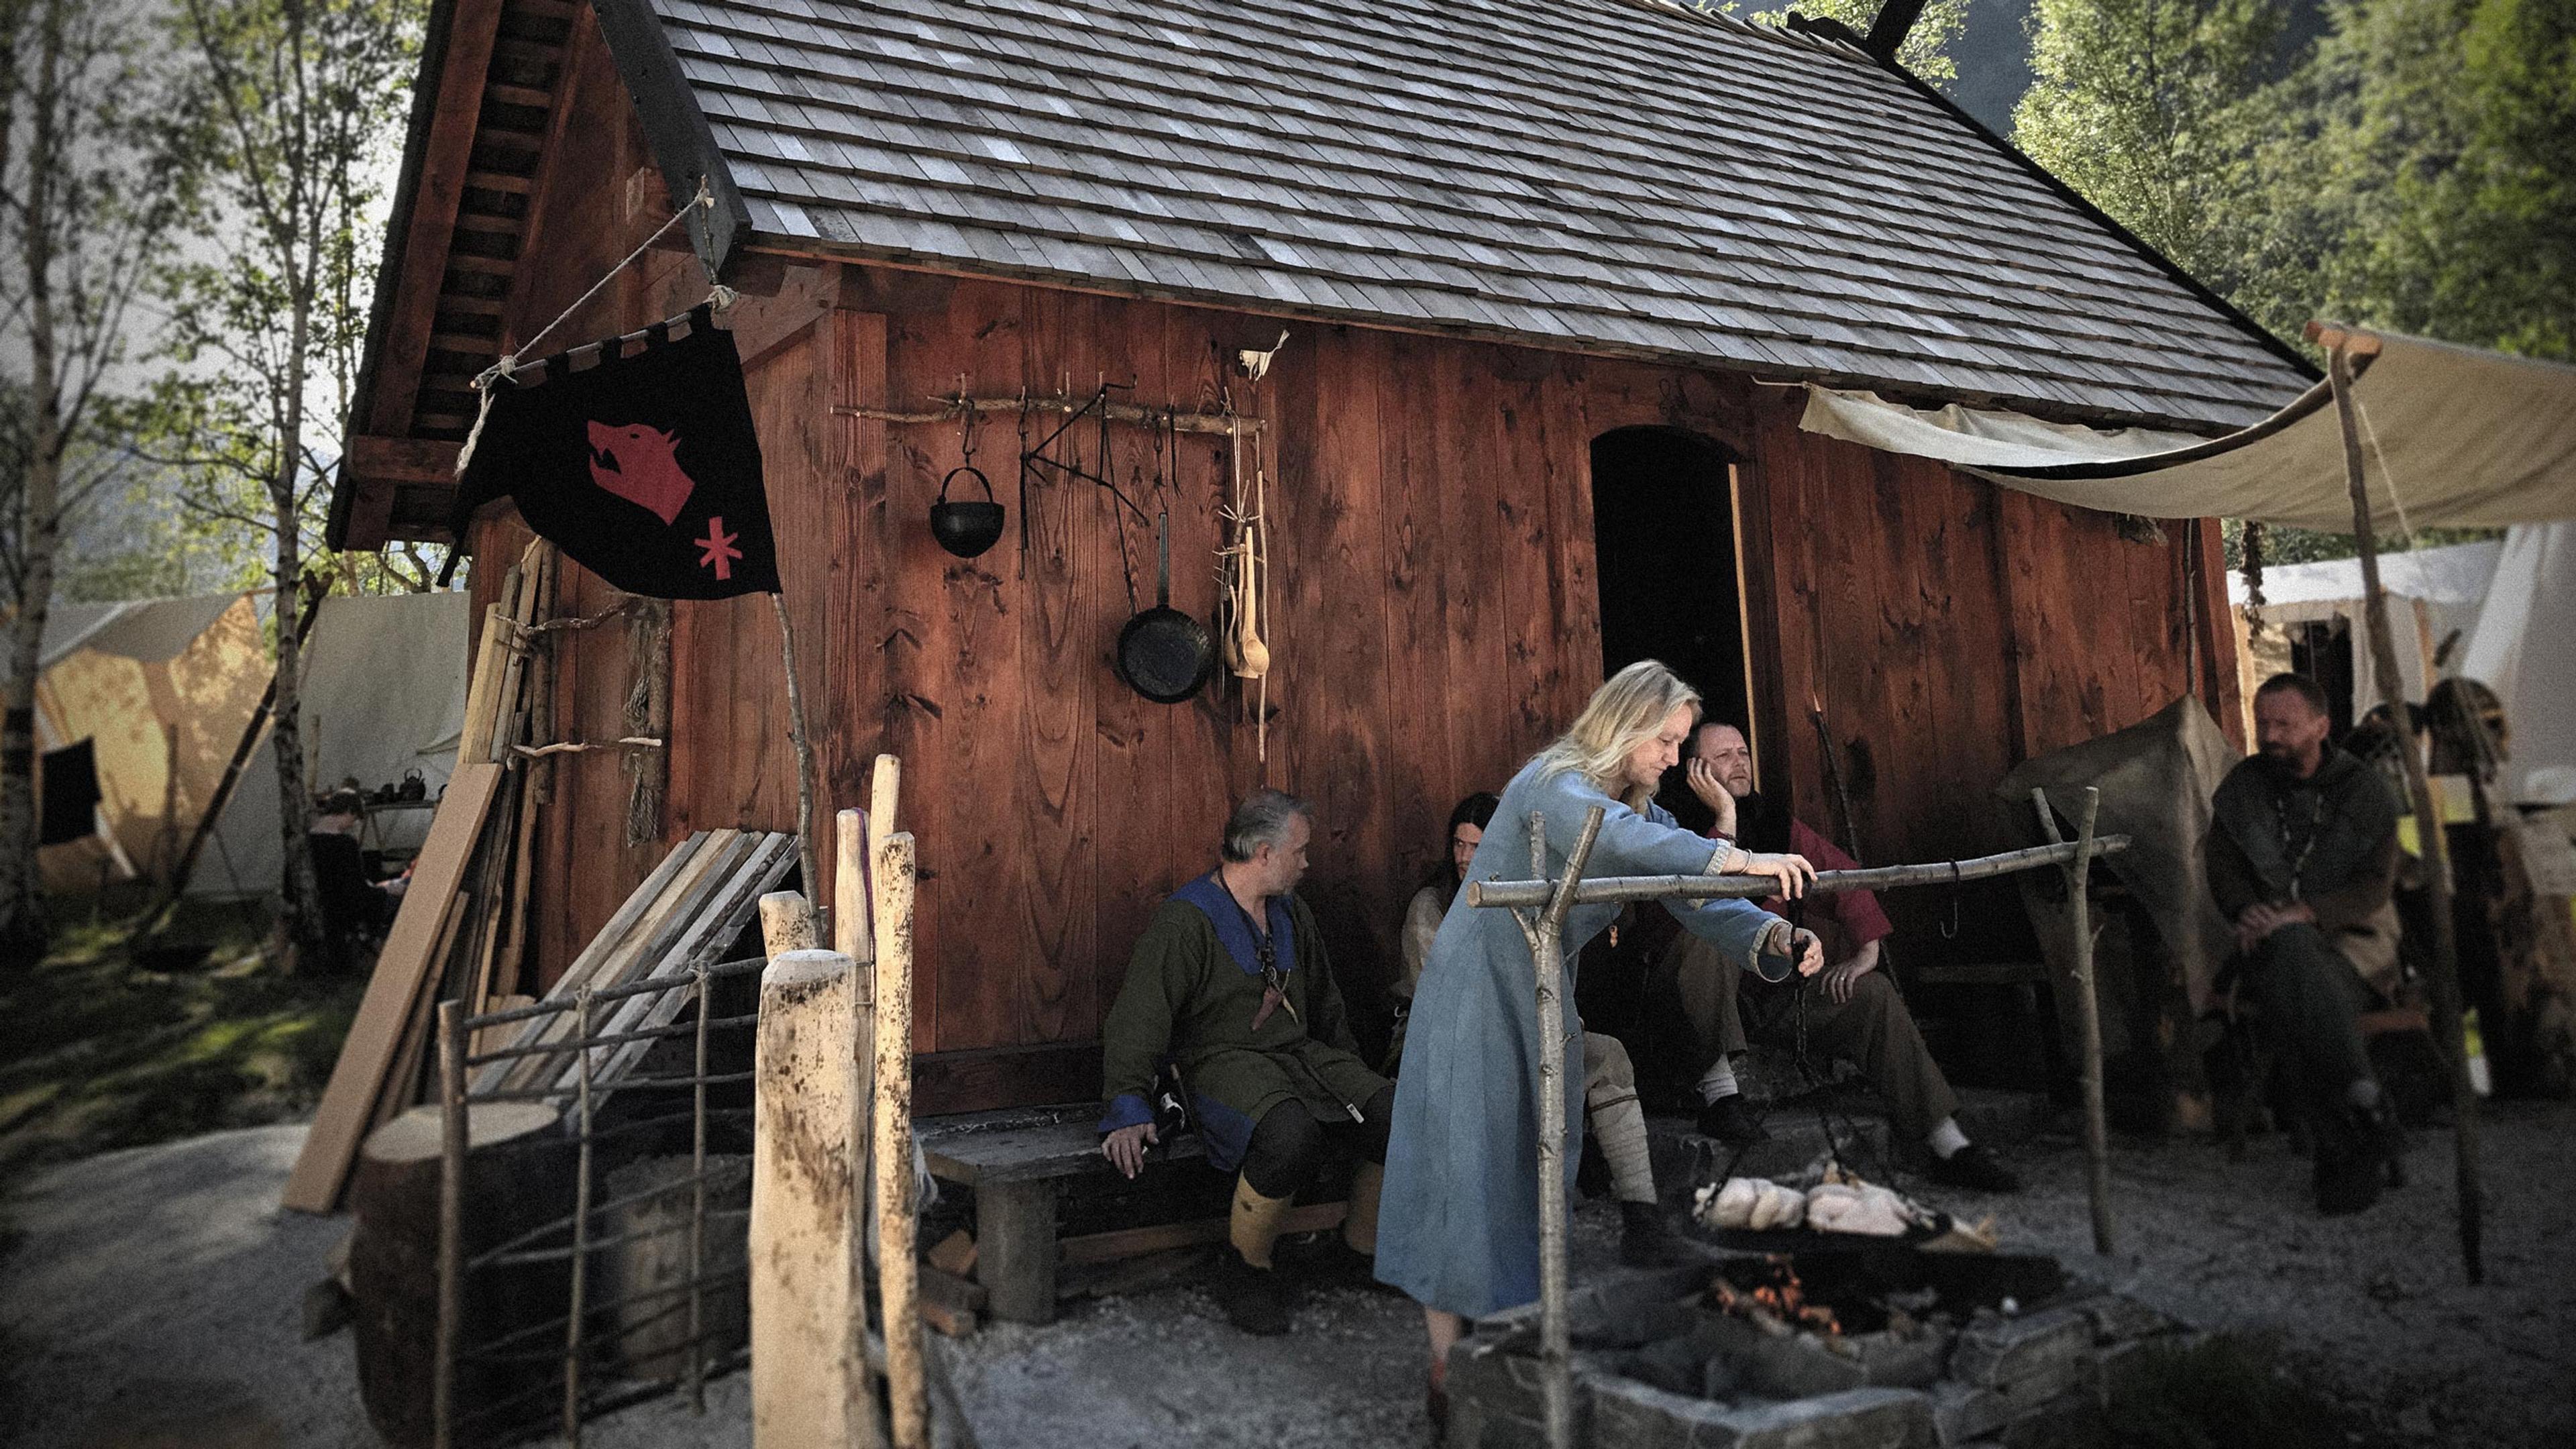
2325,334 -> 2483,1284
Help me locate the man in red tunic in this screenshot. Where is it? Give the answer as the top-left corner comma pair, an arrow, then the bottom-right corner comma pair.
1664,721 -> 2020,1193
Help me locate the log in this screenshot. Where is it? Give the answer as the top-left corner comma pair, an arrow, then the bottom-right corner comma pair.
349,1102 -> 570,1449
926,1228 -> 976,1278
749,949 -> 868,1449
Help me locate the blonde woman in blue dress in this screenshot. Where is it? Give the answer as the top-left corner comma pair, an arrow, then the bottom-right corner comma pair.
1373,660 -> 1821,1426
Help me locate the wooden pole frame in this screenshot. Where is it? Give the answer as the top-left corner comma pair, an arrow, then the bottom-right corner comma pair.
1468,836 -> 2129,909
1501,806 -> 1603,1449
1468,816 -> 2139,1446
2317,325 -> 2483,1283
2033,787 -> 2113,1254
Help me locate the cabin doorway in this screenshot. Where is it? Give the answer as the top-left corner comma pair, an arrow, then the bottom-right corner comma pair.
1589,426 -> 1754,775
1582,425 -> 1756,1053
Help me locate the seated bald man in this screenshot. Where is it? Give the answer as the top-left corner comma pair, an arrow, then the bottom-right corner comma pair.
1658,720 -> 2021,1193
1098,790 -> 1393,1335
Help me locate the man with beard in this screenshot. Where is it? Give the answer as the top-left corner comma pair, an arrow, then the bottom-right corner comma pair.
1660,720 -> 2021,1192
2206,673 -> 2407,1214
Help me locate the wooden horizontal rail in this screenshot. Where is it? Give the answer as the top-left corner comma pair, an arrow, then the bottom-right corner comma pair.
830,392 -> 1260,436
1466,835 -> 2131,910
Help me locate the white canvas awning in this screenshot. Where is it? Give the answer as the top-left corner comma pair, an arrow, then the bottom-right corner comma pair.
1801,329 -> 2576,531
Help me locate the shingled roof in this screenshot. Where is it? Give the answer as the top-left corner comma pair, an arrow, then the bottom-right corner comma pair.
625,0 -> 2312,433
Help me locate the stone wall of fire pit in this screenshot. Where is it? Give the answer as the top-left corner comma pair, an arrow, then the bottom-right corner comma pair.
1445,1258 -> 2198,1448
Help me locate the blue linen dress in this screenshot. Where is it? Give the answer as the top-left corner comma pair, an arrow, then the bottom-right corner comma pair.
1373,757 -> 1781,1318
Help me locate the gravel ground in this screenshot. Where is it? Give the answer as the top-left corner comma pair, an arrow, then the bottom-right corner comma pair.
3,1109 -> 2569,1448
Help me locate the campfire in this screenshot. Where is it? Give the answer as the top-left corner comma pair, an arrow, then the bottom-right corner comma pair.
1707,1257 -> 1842,1338
1442,1240 -> 2192,1447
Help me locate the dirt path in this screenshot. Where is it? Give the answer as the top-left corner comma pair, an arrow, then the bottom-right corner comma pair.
3,1108 -> 2569,1448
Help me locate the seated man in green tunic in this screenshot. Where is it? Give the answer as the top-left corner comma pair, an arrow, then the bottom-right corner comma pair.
1098,789 -> 1394,1336
2206,672 -> 2408,1214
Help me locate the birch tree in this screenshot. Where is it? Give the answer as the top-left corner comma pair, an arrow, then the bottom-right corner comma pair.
152,0 -> 417,966
0,0 -> 179,960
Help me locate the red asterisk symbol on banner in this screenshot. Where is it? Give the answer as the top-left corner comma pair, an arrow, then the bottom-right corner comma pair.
696,516 -> 742,580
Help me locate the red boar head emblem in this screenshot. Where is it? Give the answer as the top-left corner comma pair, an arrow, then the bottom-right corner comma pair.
587,420 -> 696,525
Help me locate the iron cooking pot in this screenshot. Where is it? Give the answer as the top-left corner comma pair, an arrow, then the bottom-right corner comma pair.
928,466 -> 1006,558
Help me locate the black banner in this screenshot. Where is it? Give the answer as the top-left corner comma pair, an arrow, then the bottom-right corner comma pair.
450,308 -> 780,598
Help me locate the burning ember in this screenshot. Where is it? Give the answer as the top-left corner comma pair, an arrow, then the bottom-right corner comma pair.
1708,1256 -> 1841,1337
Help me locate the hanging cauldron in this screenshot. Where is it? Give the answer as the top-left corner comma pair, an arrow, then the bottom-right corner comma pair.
928,466 -> 1006,558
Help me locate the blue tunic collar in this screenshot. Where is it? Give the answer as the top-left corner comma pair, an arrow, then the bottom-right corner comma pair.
1171,872 -> 1295,975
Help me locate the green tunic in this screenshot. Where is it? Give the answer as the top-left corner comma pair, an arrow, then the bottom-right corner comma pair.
1097,873 -> 1389,1171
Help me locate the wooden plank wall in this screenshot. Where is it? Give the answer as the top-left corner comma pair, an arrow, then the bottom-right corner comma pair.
468,20 -> 2245,1108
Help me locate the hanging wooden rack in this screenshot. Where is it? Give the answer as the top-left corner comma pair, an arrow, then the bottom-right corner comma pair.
831,392 -> 1260,436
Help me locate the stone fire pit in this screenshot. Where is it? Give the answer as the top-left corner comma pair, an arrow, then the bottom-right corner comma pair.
1444,1250 -> 2194,1448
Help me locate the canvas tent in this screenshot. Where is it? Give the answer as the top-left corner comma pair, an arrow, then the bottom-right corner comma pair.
2461,522 -> 2576,806
195,590 -> 474,898
28,590 -> 473,900
2226,539 -> 2502,728
1801,329 -> 2576,531
33,594 -> 271,894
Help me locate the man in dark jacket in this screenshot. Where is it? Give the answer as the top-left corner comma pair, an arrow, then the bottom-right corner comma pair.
1097,790 -> 1392,1335
2206,673 -> 2407,1214
1667,721 -> 2021,1193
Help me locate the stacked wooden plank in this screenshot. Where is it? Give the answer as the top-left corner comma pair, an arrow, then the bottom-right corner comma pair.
472,828 -> 798,1102
284,542 -> 562,1213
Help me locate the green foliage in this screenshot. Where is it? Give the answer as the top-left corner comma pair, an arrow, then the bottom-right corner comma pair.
1678,2 -> 1972,82
2306,0 -> 2576,361
2015,0 -> 2296,327
2018,0 -> 2576,364
146,0 -> 421,568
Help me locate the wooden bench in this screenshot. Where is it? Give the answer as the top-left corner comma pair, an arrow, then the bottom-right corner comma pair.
918,1104 -> 1346,1324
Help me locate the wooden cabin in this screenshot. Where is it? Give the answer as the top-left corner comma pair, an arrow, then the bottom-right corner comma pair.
330,0 -> 2312,1113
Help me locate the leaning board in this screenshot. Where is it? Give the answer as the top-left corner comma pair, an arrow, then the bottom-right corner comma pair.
282,761 -> 507,1213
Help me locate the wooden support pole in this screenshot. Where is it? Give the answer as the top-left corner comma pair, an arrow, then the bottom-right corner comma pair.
1512,806 -> 1603,1449
2035,788 -> 2114,1255
750,948 -> 867,1448
433,1000 -> 467,1449
759,890 -> 818,959
2326,337 -> 2483,1283
565,989 -> 596,1447
771,595 -> 824,943
875,831 -> 928,1449
833,809 -> 887,1449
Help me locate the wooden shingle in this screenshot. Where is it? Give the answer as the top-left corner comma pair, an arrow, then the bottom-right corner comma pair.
642,0 -> 2311,431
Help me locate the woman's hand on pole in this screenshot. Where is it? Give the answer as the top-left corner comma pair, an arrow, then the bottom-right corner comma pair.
1731,850 -> 1815,898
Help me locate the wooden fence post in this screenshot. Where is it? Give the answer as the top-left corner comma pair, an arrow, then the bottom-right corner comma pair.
750,948 -> 863,1447
874,830 -> 928,1449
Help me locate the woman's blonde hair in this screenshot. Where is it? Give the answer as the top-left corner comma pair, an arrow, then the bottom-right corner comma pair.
1534,659 -> 1701,808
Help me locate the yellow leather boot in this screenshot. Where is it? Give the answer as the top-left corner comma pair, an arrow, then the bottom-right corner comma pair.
1216,1174 -> 1296,1334
1342,1161 -> 1385,1256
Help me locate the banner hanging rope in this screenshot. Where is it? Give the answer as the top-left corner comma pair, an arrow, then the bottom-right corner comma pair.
455,178 -> 727,478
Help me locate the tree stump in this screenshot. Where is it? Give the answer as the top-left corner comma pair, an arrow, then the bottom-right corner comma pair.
350,1102 -> 572,1449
